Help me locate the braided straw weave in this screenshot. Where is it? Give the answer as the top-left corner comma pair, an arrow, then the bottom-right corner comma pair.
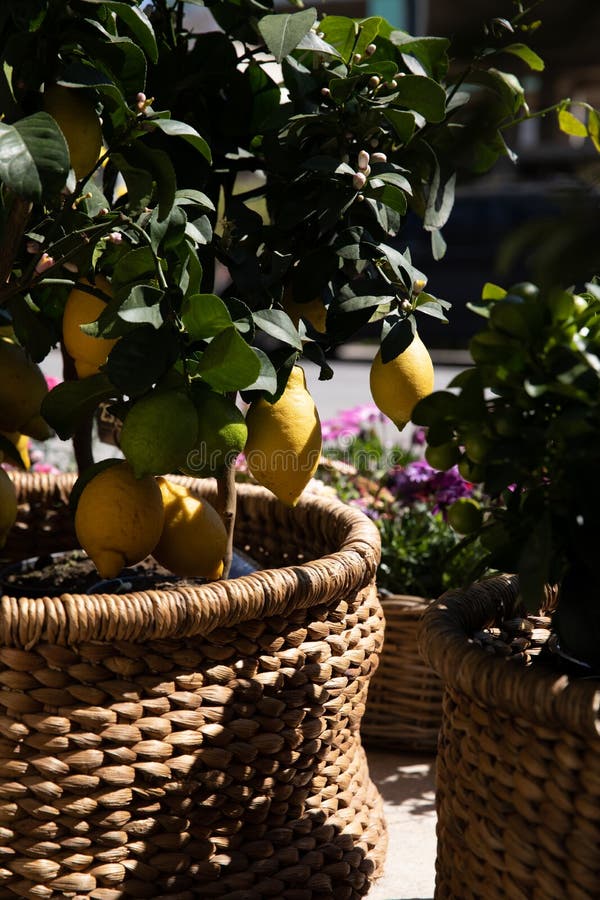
361,595 -> 442,752
419,574 -> 600,900
0,472 -> 387,899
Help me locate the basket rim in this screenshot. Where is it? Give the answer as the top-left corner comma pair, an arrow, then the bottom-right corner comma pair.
2,471 -> 381,649
418,574 -> 600,738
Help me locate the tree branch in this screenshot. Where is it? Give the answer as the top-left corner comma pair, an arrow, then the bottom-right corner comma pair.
215,457 -> 237,579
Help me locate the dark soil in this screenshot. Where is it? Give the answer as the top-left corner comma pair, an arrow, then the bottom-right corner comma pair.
1,549 -> 258,598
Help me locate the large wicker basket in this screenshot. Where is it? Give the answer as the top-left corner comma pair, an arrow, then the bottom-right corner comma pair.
419,574 -> 600,899
0,471 -> 387,899
360,594 -> 443,752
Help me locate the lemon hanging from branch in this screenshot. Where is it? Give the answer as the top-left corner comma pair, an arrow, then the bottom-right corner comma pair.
370,330 -> 434,431
74,461 -> 164,579
0,338 -> 52,440
43,84 -> 103,180
62,276 -> 118,378
152,478 -> 227,580
244,365 -> 322,506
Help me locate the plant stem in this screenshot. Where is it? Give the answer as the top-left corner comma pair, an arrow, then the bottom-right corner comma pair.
61,343 -> 94,474
215,456 -> 237,579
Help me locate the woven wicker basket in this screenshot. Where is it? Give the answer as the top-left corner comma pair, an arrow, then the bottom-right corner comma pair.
360,594 -> 443,752
419,574 -> 600,900
0,471 -> 387,899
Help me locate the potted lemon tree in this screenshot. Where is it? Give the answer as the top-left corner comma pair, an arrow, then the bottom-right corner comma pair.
0,0 -> 594,896
416,279 -> 600,898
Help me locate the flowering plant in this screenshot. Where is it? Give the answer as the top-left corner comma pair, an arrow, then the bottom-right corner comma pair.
318,405 -> 488,597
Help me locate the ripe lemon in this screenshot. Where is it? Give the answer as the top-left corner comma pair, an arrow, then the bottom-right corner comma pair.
62,276 -> 118,378
0,432 -> 31,469
0,338 -> 52,440
43,84 -> 102,180
282,287 -> 327,333
152,478 -> 227,579
244,365 -> 322,506
0,468 -> 18,549
120,388 -> 199,478
369,331 -> 434,431
74,461 -> 165,579
181,390 -> 247,477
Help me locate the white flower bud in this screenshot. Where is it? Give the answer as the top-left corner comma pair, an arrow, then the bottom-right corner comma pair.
369,75 -> 380,89
353,171 -> 367,190
365,43 -> 377,56
358,149 -> 370,171
321,87 -> 331,97
371,152 -> 387,163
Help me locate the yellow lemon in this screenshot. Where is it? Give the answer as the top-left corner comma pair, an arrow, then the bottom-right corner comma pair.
181,390 -> 247,478
244,365 -> 322,506
369,331 -> 434,431
0,338 -> 52,440
152,478 -> 227,579
0,432 -> 31,469
74,461 -> 165,579
282,287 -> 327,334
120,389 -> 199,478
0,468 -> 17,549
62,275 -> 118,378
43,84 -> 103,180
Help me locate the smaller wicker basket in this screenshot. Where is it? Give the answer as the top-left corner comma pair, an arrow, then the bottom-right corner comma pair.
361,593 -> 443,752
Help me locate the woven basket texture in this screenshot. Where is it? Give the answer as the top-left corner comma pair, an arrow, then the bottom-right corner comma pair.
0,472 -> 387,899
419,574 -> 600,900
360,594 -> 442,752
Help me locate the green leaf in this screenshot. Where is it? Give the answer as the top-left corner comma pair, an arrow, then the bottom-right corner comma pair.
150,118 -> 211,163
392,75 -> 446,123
467,68 -> 525,116
196,327 -> 261,392
117,284 -> 164,328
111,247 -> 157,295
103,325 -> 179,396
501,42 -> 544,72
241,346 -> 278,394
482,282 -> 507,301
182,293 -> 233,339
587,109 -> 600,153
318,16 -> 358,64
365,182 -> 407,215
353,17 -> 384,59
383,109 -> 415,143
100,1 -> 158,63
0,113 -> 69,201
380,316 -> 414,363
430,229 -> 447,261
253,309 -> 303,350
258,8 -> 317,63
424,164 -> 455,231
40,374 -> 116,440
558,108 -> 587,138
390,34 -> 450,79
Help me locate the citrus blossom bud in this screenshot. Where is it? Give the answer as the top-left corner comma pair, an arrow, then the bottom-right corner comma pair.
353,171 -> 367,190
371,152 -> 387,163
358,150 -> 370,171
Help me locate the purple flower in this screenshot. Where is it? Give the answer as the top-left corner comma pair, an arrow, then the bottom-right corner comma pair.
386,460 -> 474,511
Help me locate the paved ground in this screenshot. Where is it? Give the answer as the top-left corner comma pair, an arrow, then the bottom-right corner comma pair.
37,346 -> 466,900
